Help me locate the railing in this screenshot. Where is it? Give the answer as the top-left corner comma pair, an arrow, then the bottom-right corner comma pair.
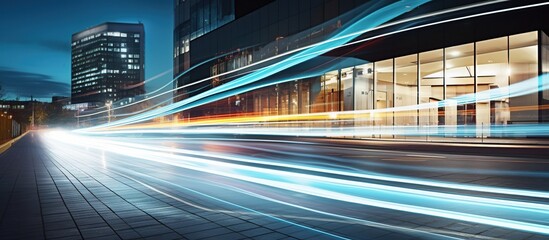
0,114 -> 23,143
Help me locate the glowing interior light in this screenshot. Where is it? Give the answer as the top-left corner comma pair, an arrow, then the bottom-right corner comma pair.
449,51 -> 460,57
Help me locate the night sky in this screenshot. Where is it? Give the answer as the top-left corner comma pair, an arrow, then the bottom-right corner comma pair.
0,0 -> 173,102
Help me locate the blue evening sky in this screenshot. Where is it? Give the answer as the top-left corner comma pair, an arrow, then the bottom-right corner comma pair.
0,0 -> 173,102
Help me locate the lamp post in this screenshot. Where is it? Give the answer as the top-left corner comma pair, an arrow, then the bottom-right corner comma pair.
106,100 -> 112,123
76,107 -> 80,128
31,96 -> 35,129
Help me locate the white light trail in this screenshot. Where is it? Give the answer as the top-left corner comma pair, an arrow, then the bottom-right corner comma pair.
76,1 -> 547,125
43,131 -> 549,236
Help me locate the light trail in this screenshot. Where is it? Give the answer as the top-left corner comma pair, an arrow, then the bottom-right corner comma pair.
76,71 -> 549,139
78,45 -> 264,118
43,131 -> 549,236
90,124 -> 549,139
118,172 -> 350,240
76,1 -> 548,128
56,2 -> 549,237
47,130 -> 549,199
43,136 -> 459,239
77,0 -> 432,127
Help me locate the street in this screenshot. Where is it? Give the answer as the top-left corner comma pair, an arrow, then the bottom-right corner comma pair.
1,131 -> 549,240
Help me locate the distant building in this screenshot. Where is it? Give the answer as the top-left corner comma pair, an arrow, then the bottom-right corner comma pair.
0,100 -> 35,127
71,22 -> 145,106
63,102 -> 91,111
51,96 -> 70,105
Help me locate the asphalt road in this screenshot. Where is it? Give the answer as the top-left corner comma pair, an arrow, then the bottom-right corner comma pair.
1,131 -> 549,240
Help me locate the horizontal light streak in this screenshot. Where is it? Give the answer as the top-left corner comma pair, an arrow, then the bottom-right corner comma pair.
77,1 -> 549,129
44,131 -> 549,235
44,138 -> 456,239
78,0 -> 432,128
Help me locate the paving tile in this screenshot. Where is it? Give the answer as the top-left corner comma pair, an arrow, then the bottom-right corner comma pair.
116,229 -> 142,239
144,232 -> 182,240
44,220 -> 78,231
80,226 -> 116,238
200,232 -> 246,240
253,232 -> 288,240
185,227 -> 233,239
226,222 -> 260,232
240,227 -> 274,238
45,228 -> 81,239
133,225 -> 174,238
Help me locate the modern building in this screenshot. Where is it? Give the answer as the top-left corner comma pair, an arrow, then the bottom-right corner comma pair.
173,0 -> 549,135
71,22 -> 145,106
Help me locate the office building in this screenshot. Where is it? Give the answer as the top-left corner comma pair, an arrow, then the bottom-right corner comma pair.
71,22 -> 145,106
173,0 -> 549,135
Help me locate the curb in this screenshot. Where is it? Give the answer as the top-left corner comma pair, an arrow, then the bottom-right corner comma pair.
0,131 -> 30,154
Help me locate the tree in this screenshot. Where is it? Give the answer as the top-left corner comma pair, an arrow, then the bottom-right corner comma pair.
35,106 -> 48,125
29,103 -> 49,126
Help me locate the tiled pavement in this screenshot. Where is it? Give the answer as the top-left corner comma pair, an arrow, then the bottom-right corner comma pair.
0,135 -> 310,240
1,133 -> 548,240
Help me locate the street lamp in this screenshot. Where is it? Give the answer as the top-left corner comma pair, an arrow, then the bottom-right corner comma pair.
106,100 -> 113,123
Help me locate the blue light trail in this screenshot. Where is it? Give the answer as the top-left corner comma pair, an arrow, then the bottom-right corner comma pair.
43,131 -> 549,236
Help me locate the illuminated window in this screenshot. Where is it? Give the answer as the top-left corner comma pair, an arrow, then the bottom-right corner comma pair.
395,54 -> 418,125
121,48 -> 127,53
184,39 -> 190,52
419,49 -> 443,126
107,32 -> 121,37
375,59 -> 394,126
509,31 -> 538,122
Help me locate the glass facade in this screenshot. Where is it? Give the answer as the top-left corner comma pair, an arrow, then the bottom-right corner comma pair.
174,0 -> 235,77
509,32 -> 539,123
395,54 -> 418,126
196,30 -> 543,137
375,59 -> 394,126
419,49 -> 444,127
172,0 -> 549,136
173,0 -> 382,107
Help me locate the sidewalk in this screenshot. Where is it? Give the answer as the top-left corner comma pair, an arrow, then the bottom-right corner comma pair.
0,133 -> 305,240
0,131 -> 29,154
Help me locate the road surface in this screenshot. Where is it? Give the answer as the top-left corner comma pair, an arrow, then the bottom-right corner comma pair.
1,130 -> 549,240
